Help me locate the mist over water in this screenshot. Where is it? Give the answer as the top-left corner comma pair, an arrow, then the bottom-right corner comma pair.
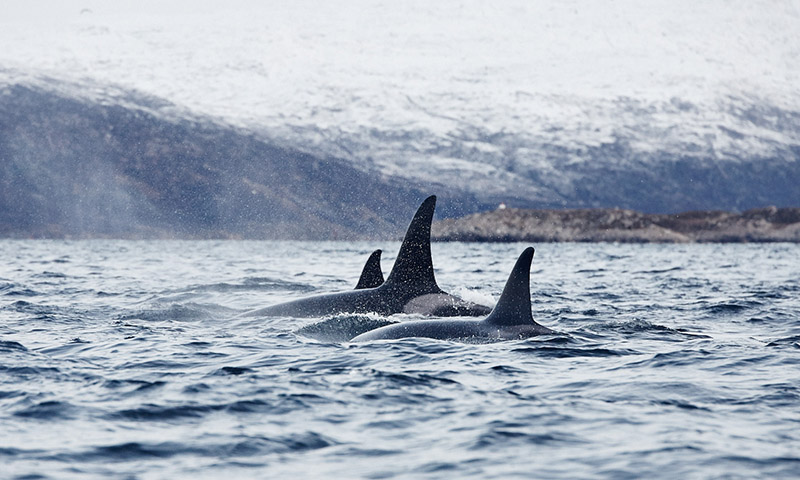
1,240 -> 799,478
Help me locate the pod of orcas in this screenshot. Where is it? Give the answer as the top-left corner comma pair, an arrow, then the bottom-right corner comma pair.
243,195 -> 553,342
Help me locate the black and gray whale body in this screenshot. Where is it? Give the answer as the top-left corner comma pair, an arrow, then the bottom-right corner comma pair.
242,196 -> 491,318
351,247 -> 553,342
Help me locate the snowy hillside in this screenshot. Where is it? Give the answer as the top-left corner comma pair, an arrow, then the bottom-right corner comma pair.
2,0 -> 799,212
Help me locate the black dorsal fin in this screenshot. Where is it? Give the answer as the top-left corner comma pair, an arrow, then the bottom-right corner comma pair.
485,247 -> 536,326
355,249 -> 384,289
382,195 -> 442,295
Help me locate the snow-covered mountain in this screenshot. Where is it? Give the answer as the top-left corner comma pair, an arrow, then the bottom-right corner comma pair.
2,0 -> 799,213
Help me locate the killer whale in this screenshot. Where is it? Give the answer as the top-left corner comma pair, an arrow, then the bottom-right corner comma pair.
351,247 -> 553,342
243,196 -> 491,318
354,249 -> 384,289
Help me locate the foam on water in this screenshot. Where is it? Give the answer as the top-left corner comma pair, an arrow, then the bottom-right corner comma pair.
1,240 -> 799,478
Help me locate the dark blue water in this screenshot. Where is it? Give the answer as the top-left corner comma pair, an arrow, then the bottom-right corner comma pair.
1,240 -> 798,479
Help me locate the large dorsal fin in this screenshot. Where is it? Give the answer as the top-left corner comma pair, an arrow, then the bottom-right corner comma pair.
382,195 -> 442,295
485,247 -> 536,326
354,249 -> 384,289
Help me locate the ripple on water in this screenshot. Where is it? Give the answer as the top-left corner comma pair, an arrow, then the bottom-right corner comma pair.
33,271 -> 68,280
110,404 -> 220,422
766,335 -> 800,349
53,432 -> 336,463
2,301 -> 86,325
0,340 -> 28,352
512,344 -> 640,358
625,348 -> 720,369
2,287 -> 40,297
102,379 -> 167,395
582,319 -> 712,341
0,365 -> 61,379
13,400 -> 78,420
703,301 -> 761,315
212,366 -> 255,376
469,428 -> 582,450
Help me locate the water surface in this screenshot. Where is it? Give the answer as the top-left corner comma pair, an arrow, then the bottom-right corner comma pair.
1,240 -> 798,478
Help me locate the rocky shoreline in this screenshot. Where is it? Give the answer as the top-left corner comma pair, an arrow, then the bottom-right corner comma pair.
431,206 -> 800,243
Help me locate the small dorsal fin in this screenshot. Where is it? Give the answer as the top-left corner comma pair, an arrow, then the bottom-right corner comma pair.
485,247 -> 536,326
355,249 -> 384,289
382,195 -> 442,295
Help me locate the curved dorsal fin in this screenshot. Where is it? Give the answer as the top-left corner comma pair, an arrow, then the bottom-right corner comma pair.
382,195 -> 441,295
485,247 -> 536,326
355,249 -> 384,289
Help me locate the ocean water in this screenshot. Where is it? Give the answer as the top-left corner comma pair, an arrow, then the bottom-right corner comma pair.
1,240 -> 798,479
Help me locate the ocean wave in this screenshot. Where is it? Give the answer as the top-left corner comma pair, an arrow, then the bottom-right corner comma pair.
584,319 -> 712,340
13,400 -> 78,420
470,429 -> 581,449
46,435 -> 334,463
512,344 -> 639,358
766,335 -> 800,348
703,301 -> 760,314
0,340 -> 28,352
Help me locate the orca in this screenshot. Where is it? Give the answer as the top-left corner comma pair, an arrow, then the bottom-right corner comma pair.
243,196 -> 491,318
351,247 -> 553,342
354,249 -> 384,289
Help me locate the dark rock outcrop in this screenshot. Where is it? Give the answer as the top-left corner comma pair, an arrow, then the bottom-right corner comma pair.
432,206 -> 800,243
